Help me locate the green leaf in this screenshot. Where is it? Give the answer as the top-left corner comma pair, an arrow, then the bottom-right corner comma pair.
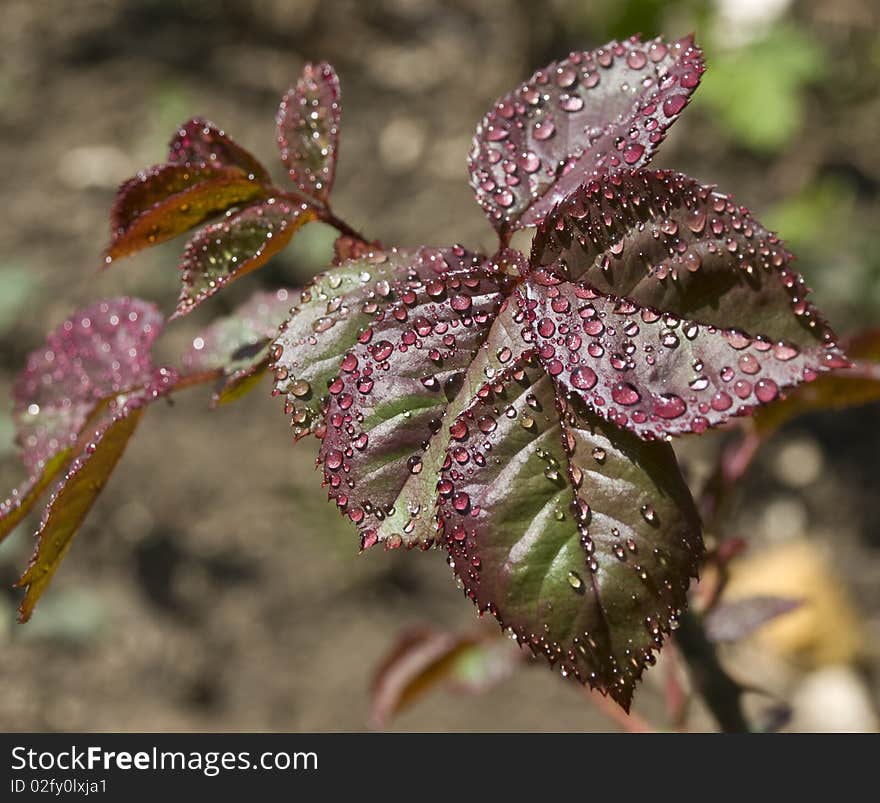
319,265 -> 515,549
440,365 -> 702,709
15,401 -> 145,622
174,199 -> 315,317
365,274 -> 529,549
272,246 -> 488,440
184,288 -> 296,406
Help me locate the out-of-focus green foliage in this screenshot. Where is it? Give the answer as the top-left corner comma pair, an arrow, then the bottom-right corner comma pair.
698,25 -> 824,153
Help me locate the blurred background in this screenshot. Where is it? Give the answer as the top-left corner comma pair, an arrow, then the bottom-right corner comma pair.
0,0 -> 878,731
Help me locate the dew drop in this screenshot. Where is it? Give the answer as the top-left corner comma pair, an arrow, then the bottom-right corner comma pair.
567,571 -> 584,591
611,382 -> 640,406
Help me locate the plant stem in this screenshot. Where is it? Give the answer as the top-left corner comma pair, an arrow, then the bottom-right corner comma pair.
320,208 -> 369,244
675,609 -> 751,733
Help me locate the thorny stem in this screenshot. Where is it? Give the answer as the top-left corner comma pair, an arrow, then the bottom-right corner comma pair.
675,609 -> 751,733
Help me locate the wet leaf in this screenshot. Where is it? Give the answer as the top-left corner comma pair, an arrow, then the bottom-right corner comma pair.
521,275 -> 838,439
319,265 -> 513,549
168,117 -> 272,183
13,298 -> 164,472
752,328 -> 880,436
16,401 -> 145,622
105,164 -> 268,262
526,169 -> 845,437
469,34 -> 703,233
184,288 -> 296,406
276,62 -> 341,203
0,450 -> 73,544
440,365 -> 703,709
704,596 -> 803,643
175,199 -> 315,317
370,627 -> 523,727
272,246 -> 488,441
363,290 -> 528,549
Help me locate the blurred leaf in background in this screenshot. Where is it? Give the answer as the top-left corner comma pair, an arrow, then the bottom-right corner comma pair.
698,24 -> 823,153
0,265 -> 39,337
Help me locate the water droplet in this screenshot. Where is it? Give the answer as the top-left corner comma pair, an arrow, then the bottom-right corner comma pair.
755,378 -> 778,402
518,150 -> 540,173
611,382 -> 640,406
738,353 -> 760,375
570,366 -> 597,390
662,94 -> 687,117
372,340 -> 394,361
626,50 -> 647,69
290,379 -> 311,398
623,143 -> 645,164
652,393 -> 686,419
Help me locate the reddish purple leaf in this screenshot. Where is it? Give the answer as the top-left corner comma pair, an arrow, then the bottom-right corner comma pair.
469,35 -> 703,233
184,288 -> 295,406
524,170 -> 846,437
15,400 -> 146,622
13,298 -> 164,472
105,163 -> 268,262
319,263 -> 512,549
520,276 -> 840,439
440,364 -> 702,709
0,450 -> 74,545
168,117 -> 271,184
704,596 -> 803,643
276,62 -> 341,203
174,199 -> 315,317
370,627 -> 523,727
752,328 -> 880,436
